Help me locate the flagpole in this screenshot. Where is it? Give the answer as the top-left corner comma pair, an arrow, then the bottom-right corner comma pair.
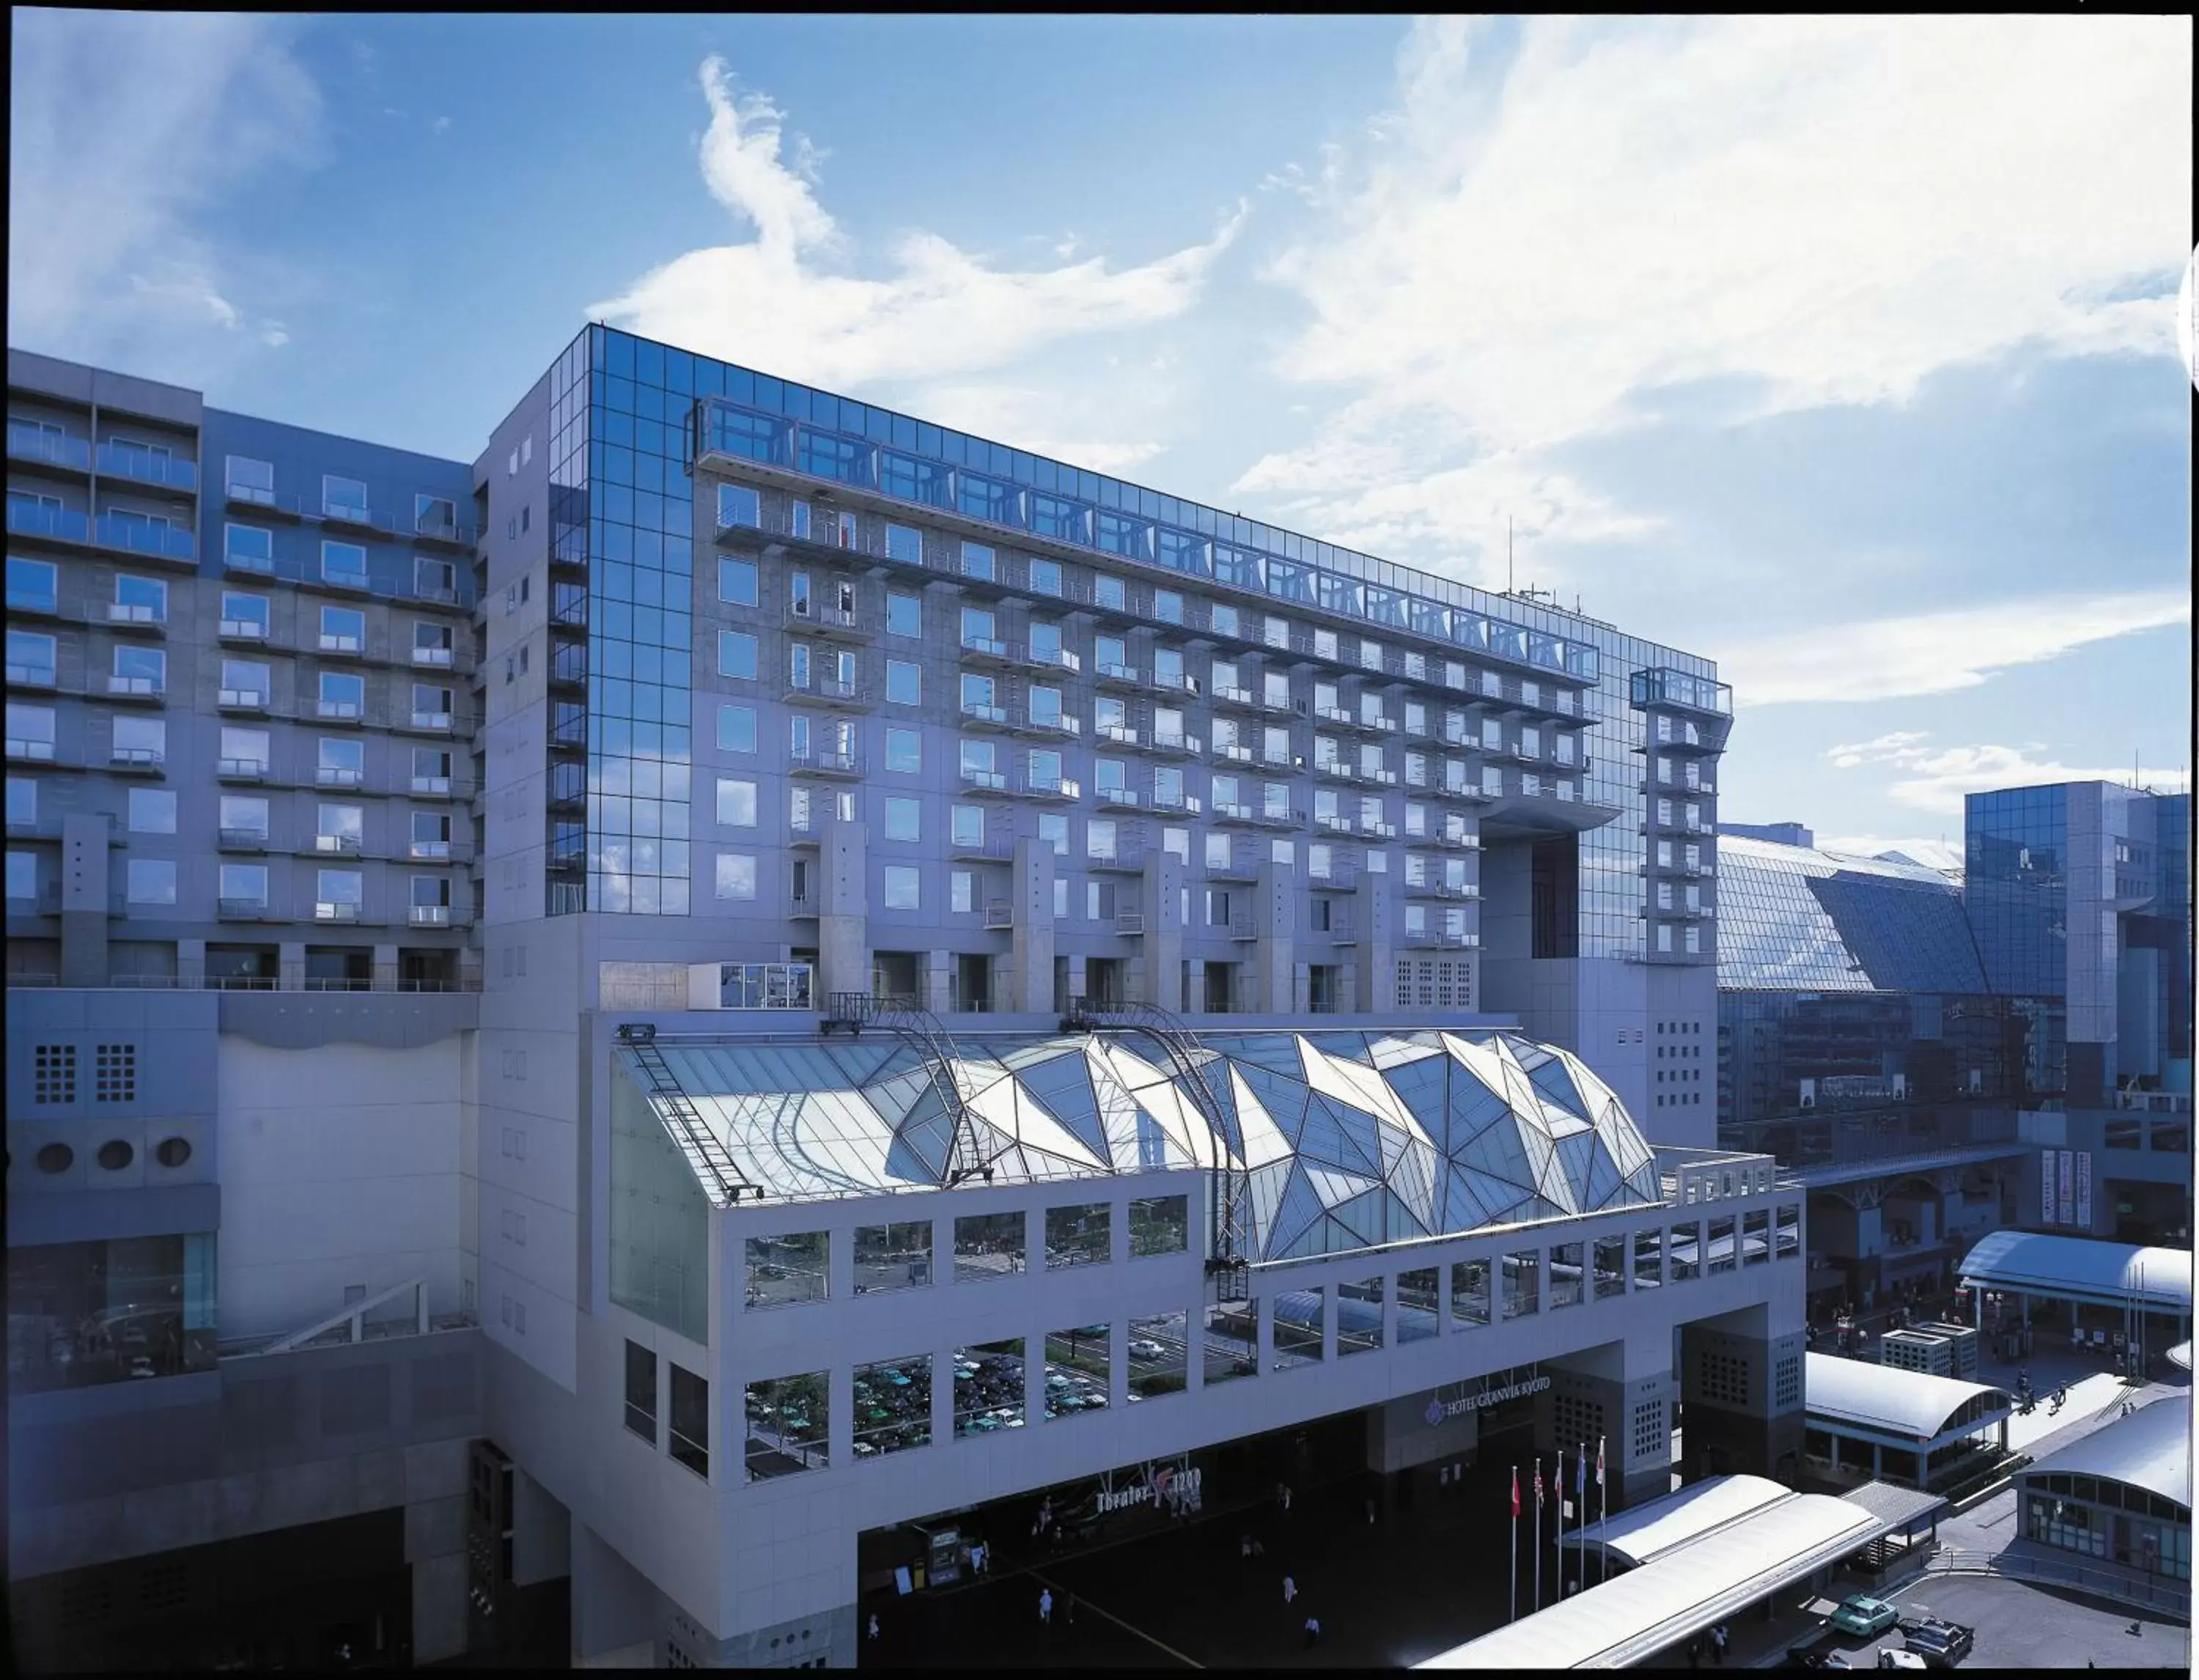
1599,1434 -> 1609,1588
1534,1457 -> 1544,1613
1558,1448 -> 1566,1597
1511,1465 -> 1520,1624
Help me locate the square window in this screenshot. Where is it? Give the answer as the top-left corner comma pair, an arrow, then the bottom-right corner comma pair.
885,797 -> 921,842
715,778 -> 757,827
127,788 -> 176,834
669,1363 -> 710,1478
886,728 -> 920,774
885,661 -> 920,706
126,858 -> 177,905
717,556 -> 757,605
951,871 -> 974,913
717,704 -> 756,753
718,631 -> 757,680
883,865 -> 919,909
715,853 -> 757,899
887,592 -> 921,638
717,485 -> 760,531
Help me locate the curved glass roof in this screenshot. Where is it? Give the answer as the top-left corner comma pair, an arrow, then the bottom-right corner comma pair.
1717,836 -> 1988,993
629,1028 -> 1664,1259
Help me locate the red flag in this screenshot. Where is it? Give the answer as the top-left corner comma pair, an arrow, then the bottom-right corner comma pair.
1511,1467 -> 1521,1519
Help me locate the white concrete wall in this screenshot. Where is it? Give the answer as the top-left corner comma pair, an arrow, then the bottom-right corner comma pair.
216,1036 -> 467,1340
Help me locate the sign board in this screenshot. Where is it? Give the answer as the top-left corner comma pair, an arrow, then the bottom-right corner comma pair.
2058,1151 -> 2076,1228
2074,1151 -> 2092,1230
1086,1455 -> 1204,1522
2041,1150 -> 2059,1225
1423,1373 -> 1551,1428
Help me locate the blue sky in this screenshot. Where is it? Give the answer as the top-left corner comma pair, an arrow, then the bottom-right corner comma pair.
11,12 -> 2192,864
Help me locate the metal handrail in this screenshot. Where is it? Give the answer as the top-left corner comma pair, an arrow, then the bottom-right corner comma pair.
616,1023 -> 765,1205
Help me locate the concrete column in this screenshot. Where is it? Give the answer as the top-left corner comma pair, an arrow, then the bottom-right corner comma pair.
402,1440 -> 470,1664
279,940 -> 306,991
1143,852 -> 1185,1011
1005,836 -> 1056,1012
922,949 -> 949,1014
373,942 -> 399,992
817,817 -> 868,1001
572,1521 -> 658,1668
58,812 -> 111,987
1066,953 -> 1088,1007
1355,872 -> 1393,1012
177,937 -> 207,988
1253,860 -> 1294,1012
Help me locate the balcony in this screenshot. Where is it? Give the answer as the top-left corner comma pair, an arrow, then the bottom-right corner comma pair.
317,766 -> 365,789
788,888 -> 819,919
6,662 -> 57,690
314,903 -> 366,925
783,674 -> 866,709
1096,722 -> 1142,749
1114,911 -> 1145,936
1149,731 -> 1202,759
317,633 -> 366,658
223,544 -> 276,576
1316,917 -> 1356,944
1149,789 -> 1202,817
1358,818 -> 1398,840
412,774 -> 457,798
1308,864 -> 1360,892
8,429 -> 92,474
1314,812 -> 1354,836
216,896 -> 274,920
408,905 -> 454,926
959,634 -> 1017,668
1094,660 -> 1143,690
313,833 -> 364,856
1407,878 -> 1478,902
1018,774 -> 1081,802
108,746 -> 165,774
1401,926 -> 1480,951
1315,704 -> 1356,729
1212,802 -> 1256,826
320,501 -> 390,538
217,757 -> 270,781
218,616 -> 270,644
105,674 -> 166,702
951,831 -> 1017,863
95,443 -> 199,493
1211,684 -> 1256,712
789,748 -> 864,779
316,564 -> 372,594
787,603 -> 869,641
1257,690 -> 1303,716
106,602 -> 167,634
413,511 -> 476,550
1089,847 -> 1146,874
982,900 -> 1015,930
1028,647 -> 1080,676
226,481 -> 303,519
1149,670 -> 1200,699
959,767 -> 1013,797
1250,806 -> 1304,830
408,839 -> 456,861
959,701 -> 1012,731
315,699 -> 364,723
1435,782 -> 1498,806
1208,849 -> 1261,883
6,584 -> 59,618
411,645 -> 456,668
1228,911 -> 1259,942
1016,709 -> 1079,740
1215,741 -> 1254,765
218,826 -> 271,851
95,515 -> 196,564
7,502 -> 89,545
1095,785 -> 1143,810
405,710 -> 455,734
7,735 -> 59,762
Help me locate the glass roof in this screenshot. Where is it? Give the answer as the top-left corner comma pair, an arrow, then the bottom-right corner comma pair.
627,1028 -> 1664,1259
1717,837 -> 1988,994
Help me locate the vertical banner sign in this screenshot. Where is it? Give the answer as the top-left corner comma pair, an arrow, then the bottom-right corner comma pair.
2074,1151 -> 2092,1231
2041,1149 -> 2059,1226
2058,1151 -> 2076,1228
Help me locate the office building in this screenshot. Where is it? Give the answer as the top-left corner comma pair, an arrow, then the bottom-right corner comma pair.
8,330 -> 1776,1670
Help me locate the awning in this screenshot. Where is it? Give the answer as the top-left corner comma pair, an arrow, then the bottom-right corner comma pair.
1958,1232 -> 2192,1315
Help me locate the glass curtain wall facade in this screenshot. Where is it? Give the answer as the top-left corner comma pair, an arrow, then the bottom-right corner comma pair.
1967,784 -> 2068,998
550,330 -> 696,915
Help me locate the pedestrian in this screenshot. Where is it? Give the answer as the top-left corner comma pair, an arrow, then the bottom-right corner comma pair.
1283,1574 -> 1298,1606
1366,1497 -> 1377,1526
868,1613 -> 880,1643
1713,1623 -> 1728,1665
1303,1614 -> 1322,1649
1283,1483 -> 1293,1515
1065,1592 -> 1076,1625
1242,1533 -> 1253,1565
1686,1635 -> 1700,1668
1252,1536 -> 1266,1560
1039,1587 -> 1053,1626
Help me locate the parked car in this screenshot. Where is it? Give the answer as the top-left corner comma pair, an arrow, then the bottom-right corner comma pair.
1830,1597 -> 1901,1637
1876,1651 -> 1929,1670
1900,1622 -> 1974,1667
1128,1339 -> 1168,1360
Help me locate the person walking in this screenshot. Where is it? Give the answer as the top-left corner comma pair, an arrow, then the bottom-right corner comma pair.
1242,1533 -> 1253,1566
1713,1623 -> 1728,1665
1283,1483 -> 1293,1516
867,1613 -> 880,1643
1039,1587 -> 1053,1626
1303,1614 -> 1322,1649
1366,1497 -> 1377,1526
1065,1592 -> 1076,1625
1283,1574 -> 1298,1606
1686,1635 -> 1701,1668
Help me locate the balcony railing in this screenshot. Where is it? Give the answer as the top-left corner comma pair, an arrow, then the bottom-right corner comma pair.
95,515 -> 196,561
108,746 -> 165,769
218,896 -> 270,918
107,602 -> 166,630
315,902 -> 366,924
983,900 -> 1015,929
106,675 -> 165,699
9,430 -> 92,471
1114,910 -> 1145,936
410,646 -> 455,667
6,663 -> 57,688
217,757 -> 270,780
218,826 -> 270,850
408,905 -> 453,926
95,443 -> 199,491
784,675 -> 864,705
7,503 -> 90,543
789,749 -> 864,778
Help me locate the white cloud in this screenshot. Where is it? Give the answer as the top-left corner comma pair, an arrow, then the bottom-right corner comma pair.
1822,735 -> 2176,817
7,12 -> 319,358
1240,15 -> 2193,582
1720,591 -> 2190,707
590,57 -> 1246,393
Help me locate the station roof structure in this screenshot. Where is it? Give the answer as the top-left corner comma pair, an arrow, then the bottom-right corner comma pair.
1957,1231 -> 2194,1316
1554,1474 -> 1790,1569
1421,1483 -> 1911,1668
2016,1393 -> 2192,1513
619,1028 -> 1667,1261
1802,1352 -> 2011,1443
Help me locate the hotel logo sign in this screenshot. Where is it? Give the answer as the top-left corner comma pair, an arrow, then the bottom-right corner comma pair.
1423,1374 -> 1550,1429
1094,1456 -> 1203,1517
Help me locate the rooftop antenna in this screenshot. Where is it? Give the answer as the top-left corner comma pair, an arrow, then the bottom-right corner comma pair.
1508,516 -> 1514,596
